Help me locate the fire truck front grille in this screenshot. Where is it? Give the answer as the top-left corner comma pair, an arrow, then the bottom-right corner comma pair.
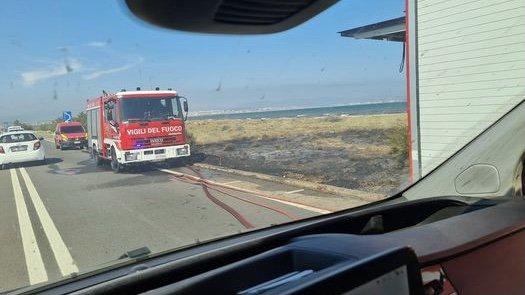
133,136 -> 179,149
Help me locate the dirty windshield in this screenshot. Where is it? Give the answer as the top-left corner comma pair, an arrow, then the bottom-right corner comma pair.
1,0 -> 523,292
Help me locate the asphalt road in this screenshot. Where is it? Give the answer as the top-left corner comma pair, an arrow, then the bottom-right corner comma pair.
0,141 -> 320,292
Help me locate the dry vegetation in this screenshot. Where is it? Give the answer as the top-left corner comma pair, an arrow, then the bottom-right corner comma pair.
187,114 -> 410,194
187,114 -> 406,145
29,114 -> 408,194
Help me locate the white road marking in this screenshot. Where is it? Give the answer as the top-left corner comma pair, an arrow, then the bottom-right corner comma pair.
221,180 -> 242,185
284,189 -> 304,194
160,169 -> 331,214
10,169 -> 48,285
19,167 -> 79,276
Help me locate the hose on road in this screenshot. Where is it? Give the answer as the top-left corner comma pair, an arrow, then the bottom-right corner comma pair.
208,186 -> 299,221
173,175 -> 298,221
168,167 -> 254,229
186,166 -> 300,220
184,166 -> 330,214
167,166 -> 299,229
199,179 -> 255,229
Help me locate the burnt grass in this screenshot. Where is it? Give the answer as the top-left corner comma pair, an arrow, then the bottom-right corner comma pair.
195,128 -> 409,195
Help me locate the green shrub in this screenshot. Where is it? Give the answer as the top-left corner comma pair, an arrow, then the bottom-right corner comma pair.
388,124 -> 408,161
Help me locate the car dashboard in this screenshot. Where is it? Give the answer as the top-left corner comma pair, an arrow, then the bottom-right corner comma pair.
27,197 -> 525,295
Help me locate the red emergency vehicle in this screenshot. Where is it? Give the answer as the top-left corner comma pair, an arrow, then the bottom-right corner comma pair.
86,88 -> 191,172
54,121 -> 87,150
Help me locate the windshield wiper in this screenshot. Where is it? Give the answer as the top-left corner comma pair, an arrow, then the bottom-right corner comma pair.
119,246 -> 151,260
150,114 -> 177,121
157,113 -> 177,120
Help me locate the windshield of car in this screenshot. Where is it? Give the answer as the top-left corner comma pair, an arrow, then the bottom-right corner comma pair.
60,125 -> 84,133
1,0 -> 524,292
120,97 -> 182,122
1,133 -> 37,143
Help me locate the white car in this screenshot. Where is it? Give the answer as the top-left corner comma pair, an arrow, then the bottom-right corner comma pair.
0,131 -> 46,169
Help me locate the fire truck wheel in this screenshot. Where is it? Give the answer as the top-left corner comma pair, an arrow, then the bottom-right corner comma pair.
92,146 -> 104,166
110,148 -> 124,173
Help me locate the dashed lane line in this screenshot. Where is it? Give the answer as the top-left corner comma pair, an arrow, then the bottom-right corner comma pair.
19,167 -> 79,276
284,189 -> 304,194
10,169 -> 48,285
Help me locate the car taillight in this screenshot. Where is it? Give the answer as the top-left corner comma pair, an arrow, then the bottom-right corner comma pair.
0,146 -> 4,154
34,141 -> 41,150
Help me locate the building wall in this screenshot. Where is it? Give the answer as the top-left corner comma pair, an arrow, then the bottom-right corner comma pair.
413,0 -> 525,175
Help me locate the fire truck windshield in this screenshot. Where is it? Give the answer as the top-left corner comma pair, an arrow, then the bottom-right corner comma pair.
120,97 -> 182,122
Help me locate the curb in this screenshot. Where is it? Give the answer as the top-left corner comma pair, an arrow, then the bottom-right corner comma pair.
194,163 -> 385,202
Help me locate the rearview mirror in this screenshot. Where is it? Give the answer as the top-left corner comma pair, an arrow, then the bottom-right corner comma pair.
124,0 -> 340,35
38,137 -> 44,141
179,96 -> 189,121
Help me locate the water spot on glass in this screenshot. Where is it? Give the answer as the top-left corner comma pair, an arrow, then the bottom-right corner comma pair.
215,79 -> 222,92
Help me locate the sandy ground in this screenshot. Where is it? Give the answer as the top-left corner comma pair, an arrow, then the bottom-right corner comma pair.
188,114 -> 409,195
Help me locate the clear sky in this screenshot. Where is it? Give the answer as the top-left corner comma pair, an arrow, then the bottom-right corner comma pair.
0,0 -> 405,123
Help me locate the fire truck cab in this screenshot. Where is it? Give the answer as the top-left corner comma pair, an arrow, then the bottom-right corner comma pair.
86,89 -> 191,172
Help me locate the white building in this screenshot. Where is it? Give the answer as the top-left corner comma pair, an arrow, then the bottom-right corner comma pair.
341,1 -> 525,180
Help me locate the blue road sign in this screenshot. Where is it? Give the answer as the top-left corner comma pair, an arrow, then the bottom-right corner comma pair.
63,111 -> 72,122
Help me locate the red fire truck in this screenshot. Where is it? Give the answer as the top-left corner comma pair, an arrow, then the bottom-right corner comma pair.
86,88 -> 191,172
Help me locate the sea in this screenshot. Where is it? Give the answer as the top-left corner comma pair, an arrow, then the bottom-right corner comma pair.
191,101 -> 406,120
